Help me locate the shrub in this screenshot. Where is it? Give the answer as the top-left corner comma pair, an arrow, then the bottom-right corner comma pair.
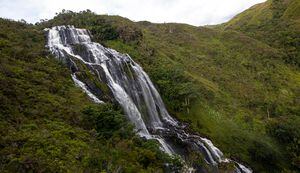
82,104 -> 134,139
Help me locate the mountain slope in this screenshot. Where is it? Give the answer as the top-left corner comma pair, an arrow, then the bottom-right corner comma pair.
0,19 -> 181,173
222,0 -> 300,66
36,8 -> 300,172
0,0 -> 299,172
224,0 -> 300,31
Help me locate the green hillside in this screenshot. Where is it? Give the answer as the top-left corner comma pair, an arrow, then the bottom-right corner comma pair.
0,0 -> 299,172
222,0 -> 300,66
0,19 -> 181,173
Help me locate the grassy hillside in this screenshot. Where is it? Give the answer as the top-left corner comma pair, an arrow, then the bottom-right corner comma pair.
0,19 -> 181,172
222,0 -> 300,67
1,0 -> 299,172
36,7 -> 300,172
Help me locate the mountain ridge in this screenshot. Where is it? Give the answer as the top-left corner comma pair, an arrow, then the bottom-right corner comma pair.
221,0 -> 300,66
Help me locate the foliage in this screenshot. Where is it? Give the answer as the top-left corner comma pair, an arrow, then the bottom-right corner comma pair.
149,65 -> 202,113
37,10 -> 142,44
34,5 -> 300,171
81,105 -> 134,139
38,7 -> 299,172
222,0 -> 300,67
267,116 -> 300,170
0,18 -> 181,173
1,0 -> 299,172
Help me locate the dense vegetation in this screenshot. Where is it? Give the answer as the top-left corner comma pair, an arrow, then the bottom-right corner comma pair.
0,19 -> 181,172
222,0 -> 300,67
0,0 -> 299,172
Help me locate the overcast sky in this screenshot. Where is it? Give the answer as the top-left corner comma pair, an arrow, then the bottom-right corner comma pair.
0,0 -> 265,26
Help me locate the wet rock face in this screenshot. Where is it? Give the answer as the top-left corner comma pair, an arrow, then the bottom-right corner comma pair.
46,25 -> 252,173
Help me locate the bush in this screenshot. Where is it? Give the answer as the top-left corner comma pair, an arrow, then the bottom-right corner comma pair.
267,116 -> 300,170
82,104 -> 134,139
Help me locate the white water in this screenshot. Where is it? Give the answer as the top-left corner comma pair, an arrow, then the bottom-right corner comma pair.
71,74 -> 104,104
46,25 -> 252,172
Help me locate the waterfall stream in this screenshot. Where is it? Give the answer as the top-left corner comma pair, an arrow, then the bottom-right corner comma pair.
45,25 -> 252,173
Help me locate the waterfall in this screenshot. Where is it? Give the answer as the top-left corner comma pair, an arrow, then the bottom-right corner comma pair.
71,74 -> 104,104
45,25 -> 252,173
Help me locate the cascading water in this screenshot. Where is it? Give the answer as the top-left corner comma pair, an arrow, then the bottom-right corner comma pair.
45,25 -> 252,173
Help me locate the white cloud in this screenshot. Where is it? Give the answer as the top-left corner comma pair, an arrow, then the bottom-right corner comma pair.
0,0 -> 266,26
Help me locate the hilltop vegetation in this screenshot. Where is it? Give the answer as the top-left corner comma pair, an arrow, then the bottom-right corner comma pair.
222,0 -> 300,67
0,0 -> 299,172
